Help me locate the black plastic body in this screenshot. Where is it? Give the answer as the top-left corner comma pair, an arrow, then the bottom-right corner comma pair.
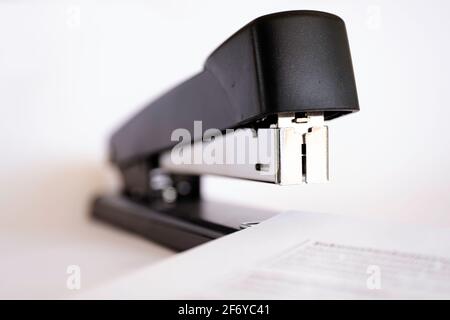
110,10 -> 359,168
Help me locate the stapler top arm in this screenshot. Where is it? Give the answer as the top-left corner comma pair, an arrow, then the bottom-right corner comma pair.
110,10 -> 358,192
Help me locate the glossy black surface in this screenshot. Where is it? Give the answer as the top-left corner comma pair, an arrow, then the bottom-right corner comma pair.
110,11 -> 359,168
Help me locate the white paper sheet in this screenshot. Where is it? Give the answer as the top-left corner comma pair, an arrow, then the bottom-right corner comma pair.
82,212 -> 450,299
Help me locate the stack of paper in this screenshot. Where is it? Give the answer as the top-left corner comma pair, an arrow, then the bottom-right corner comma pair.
83,212 -> 450,299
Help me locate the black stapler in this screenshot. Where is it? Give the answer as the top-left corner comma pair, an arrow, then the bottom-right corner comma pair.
92,10 -> 359,251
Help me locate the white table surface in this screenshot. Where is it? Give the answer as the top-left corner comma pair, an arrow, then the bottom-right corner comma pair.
0,214 -> 174,299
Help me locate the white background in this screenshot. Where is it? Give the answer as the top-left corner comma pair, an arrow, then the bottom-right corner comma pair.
1,0 -> 449,298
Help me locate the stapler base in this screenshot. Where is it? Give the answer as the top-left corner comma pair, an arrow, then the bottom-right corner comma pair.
92,195 -> 276,251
